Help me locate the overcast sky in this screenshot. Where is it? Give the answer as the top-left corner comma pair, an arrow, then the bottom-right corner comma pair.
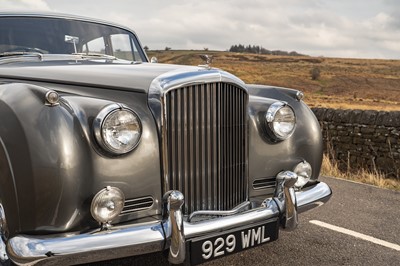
1,0 -> 400,59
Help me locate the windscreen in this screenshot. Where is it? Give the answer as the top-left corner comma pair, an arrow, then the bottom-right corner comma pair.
0,16 -> 145,62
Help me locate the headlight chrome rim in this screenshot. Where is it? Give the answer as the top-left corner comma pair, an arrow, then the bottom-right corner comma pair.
90,186 -> 125,224
94,103 -> 142,155
265,102 -> 296,141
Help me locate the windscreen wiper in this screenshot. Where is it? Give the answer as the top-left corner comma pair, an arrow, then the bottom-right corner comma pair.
0,52 -> 43,64
72,53 -> 118,60
71,53 -> 140,64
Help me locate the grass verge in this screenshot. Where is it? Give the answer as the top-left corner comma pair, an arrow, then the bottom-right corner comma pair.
321,154 -> 400,191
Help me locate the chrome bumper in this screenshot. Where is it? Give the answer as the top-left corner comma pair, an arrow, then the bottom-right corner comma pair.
6,176 -> 331,265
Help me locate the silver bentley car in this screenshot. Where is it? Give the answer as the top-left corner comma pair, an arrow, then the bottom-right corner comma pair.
0,12 -> 331,265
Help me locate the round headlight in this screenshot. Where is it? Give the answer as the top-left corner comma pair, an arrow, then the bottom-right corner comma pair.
91,186 -> 125,224
293,161 -> 312,189
265,102 -> 296,140
94,104 -> 142,154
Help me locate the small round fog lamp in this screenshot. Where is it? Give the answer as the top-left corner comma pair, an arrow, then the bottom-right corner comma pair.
90,186 -> 125,224
293,161 -> 312,189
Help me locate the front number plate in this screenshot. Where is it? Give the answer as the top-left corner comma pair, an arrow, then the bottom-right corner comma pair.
190,220 -> 279,265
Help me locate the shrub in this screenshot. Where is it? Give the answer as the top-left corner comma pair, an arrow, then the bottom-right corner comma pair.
310,67 -> 321,80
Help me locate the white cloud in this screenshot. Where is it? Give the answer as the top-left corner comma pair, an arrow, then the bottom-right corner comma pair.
0,0 -> 51,10
1,0 -> 399,59
363,12 -> 395,31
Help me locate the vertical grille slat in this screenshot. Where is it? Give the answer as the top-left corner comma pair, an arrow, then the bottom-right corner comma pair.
177,89 -> 183,191
206,84 -> 212,210
233,85 -> 237,206
164,82 -> 248,214
212,84 -> 218,210
201,85 -> 206,210
189,87 -> 195,212
230,84 -> 234,208
196,88 -> 200,212
222,83 -> 227,210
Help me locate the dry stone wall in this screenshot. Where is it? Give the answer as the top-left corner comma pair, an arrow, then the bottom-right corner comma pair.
312,108 -> 400,179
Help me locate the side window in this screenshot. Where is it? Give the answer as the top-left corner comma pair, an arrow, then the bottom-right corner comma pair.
80,34 -> 143,61
111,34 -> 141,62
83,37 -> 106,54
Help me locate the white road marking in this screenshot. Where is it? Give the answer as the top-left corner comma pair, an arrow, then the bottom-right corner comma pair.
309,220 -> 400,251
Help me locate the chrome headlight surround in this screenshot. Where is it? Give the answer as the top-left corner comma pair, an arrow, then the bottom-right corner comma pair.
94,103 -> 142,155
90,186 -> 125,225
265,102 -> 296,141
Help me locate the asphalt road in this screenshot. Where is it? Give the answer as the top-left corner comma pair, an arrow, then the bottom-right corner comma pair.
84,176 -> 400,266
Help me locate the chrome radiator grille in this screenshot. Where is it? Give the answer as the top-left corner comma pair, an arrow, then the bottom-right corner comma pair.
163,82 -> 248,214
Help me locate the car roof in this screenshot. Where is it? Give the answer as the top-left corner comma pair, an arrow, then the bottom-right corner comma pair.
0,11 -> 137,36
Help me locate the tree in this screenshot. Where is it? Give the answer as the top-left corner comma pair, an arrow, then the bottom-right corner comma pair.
228,44 -> 305,56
